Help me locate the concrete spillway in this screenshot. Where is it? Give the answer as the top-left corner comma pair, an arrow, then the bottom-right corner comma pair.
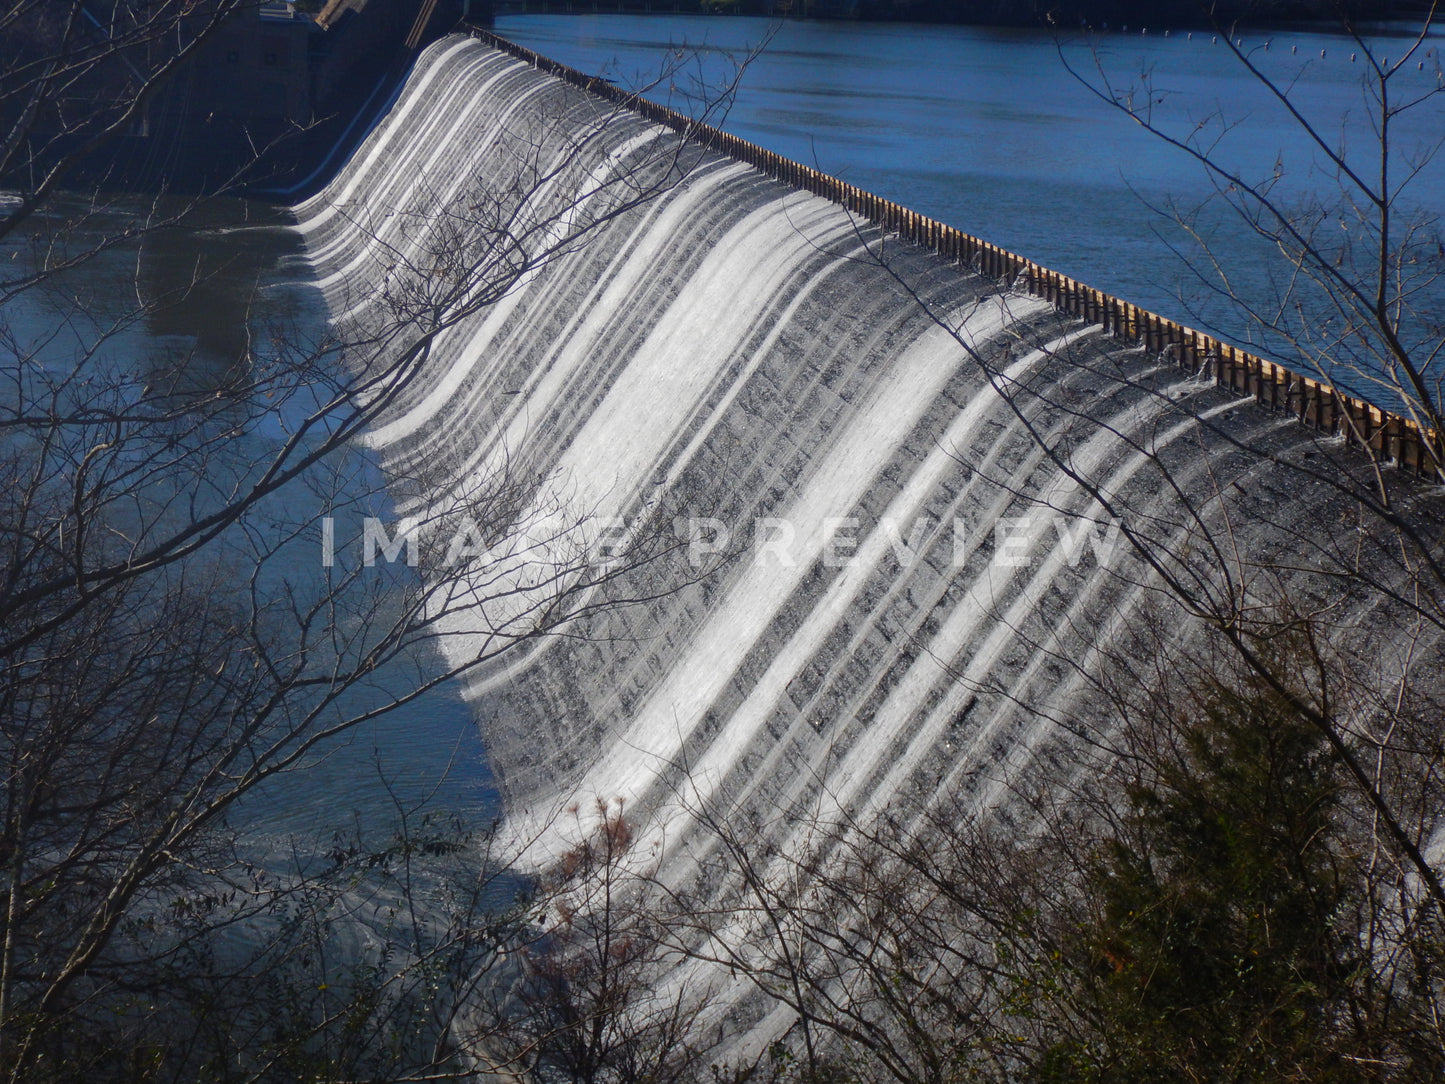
294,31 -> 1441,912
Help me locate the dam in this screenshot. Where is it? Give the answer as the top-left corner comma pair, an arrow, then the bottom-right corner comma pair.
293,29 -> 1445,1045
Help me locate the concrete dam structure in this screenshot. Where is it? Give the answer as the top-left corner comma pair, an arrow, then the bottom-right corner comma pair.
294,31 -> 1444,1036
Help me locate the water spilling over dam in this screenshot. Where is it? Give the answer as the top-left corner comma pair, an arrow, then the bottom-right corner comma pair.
293,32 -> 1445,1041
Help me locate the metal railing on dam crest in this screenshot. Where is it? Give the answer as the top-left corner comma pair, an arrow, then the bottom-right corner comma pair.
464,22 -> 1443,482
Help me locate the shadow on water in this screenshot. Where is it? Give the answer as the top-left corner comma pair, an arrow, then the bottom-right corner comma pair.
3,190 -> 502,855
137,202 -> 309,386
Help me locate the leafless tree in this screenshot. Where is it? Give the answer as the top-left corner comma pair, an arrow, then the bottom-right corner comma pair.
471,798 -> 715,1084
810,5 -> 1445,922
1028,7 -> 1445,905
0,19 -> 748,1078
1060,7 -> 1445,459
617,610 -> 1442,1082
550,11 -> 1445,1076
683,10 -> 1445,1075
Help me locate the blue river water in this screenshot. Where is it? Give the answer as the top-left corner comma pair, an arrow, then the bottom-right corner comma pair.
495,13 -> 1445,354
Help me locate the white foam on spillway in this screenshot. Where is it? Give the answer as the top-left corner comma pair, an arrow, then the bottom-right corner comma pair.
496,298 -> 1033,857
295,33 -> 1442,1048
